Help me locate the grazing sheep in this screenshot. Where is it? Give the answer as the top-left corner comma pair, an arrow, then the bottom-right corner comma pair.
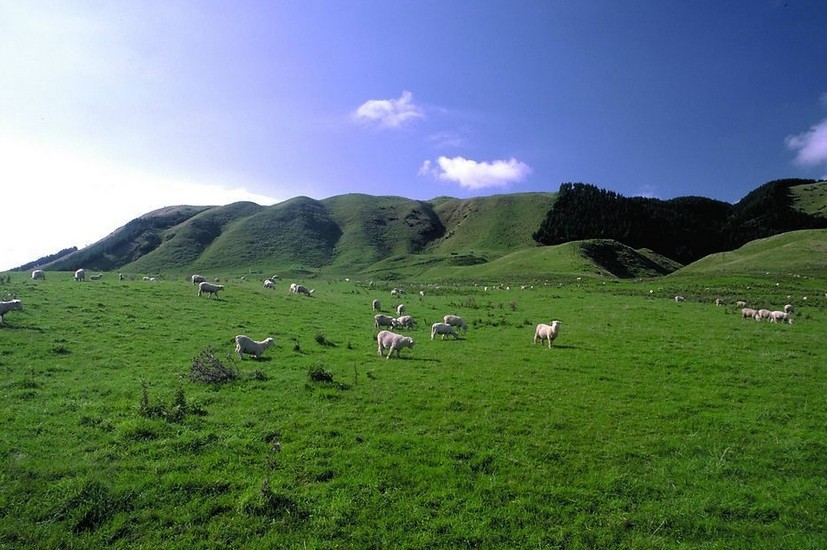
741,307 -> 758,319
784,304 -> 794,314
191,274 -> 207,285
533,320 -> 562,349
372,299 -> 381,311
290,283 -> 314,296
396,303 -> 406,317
0,299 -> 23,324
396,315 -> 414,329
74,268 -> 85,281
431,322 -> 458,340
674,296 -> 685,303
374,314 -> 399,329
263,279 -> 276,289
31,270 -> 45,280
443,314 -> 468,333
198,281 -> 224,298
376,330 -> 415,359
735,300 -> 747,307
755,309 -> 772,321
715,298 -> 724,306
391,288 -> 404,297
234,335 -> 275,359
769,311 -> 793,324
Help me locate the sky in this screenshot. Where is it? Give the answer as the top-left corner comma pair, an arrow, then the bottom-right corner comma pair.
2,0 -> 827,271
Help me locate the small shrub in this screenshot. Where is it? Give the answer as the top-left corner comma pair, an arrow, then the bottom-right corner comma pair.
315,333 -> 335,347
308,365 -> 334,382
190,348 -> 238,384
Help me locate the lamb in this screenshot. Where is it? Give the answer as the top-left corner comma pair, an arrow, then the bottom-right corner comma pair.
769,310 -> 793,324
31,270 -> 45,280
431,322 -> 458,340
533,320 -> 561,349
396,303 -> 406,317
396,315 -> 414,329
234,335 -> 275,359
74,268 -> 85,281
198,281 -> 224,298
191,274 -> 207,285
443,314 -> 468,333
0,299 -> 23,324
374,314 -> 399,329
372,299 -> 381,311
741,307 -> 758,319
263,279 -> 276,289
376,330 -> 415,359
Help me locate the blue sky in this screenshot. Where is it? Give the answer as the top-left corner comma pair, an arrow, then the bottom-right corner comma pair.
2,1 -> 827,270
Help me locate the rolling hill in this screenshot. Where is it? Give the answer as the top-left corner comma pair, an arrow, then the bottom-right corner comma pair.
22,179 -> 827,281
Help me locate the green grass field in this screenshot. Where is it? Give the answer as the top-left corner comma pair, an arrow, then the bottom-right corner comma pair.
1,272 -> 825,548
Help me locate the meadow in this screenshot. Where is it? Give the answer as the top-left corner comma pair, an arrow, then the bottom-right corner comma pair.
0,271 -> 825,549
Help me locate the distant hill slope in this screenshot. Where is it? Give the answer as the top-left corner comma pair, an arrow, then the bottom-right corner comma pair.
26,180 -> 827,281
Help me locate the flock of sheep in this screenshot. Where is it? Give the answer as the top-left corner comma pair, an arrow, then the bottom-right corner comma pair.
739,303 -> 795,324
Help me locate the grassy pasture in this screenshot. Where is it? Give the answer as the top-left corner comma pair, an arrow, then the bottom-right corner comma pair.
1,272 -> 825,548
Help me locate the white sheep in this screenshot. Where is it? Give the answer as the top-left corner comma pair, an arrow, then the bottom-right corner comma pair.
715,298 -> 724,306
674,296 -> 685,303
0,299 -> 23,324
396,315 -> 414,329
741,307 -> 758,319
234,335 -> 275,359
735,300 -> 747,307
192,274 -> 207,285
263,279 -> 276,289
74,268 -> 85,281
290,283 -> 314,296
755,309 -> 772,321
784,304 -> 794,314
31,270 -> 45,280
198,281 -> 224,298
376,330 -> 414,359
396,303 -> 406,317
390,288 -> 404,297
431,322 -> 458,340
374,314 -> 399,329
533,320 -> 561,349
372,299 -> 381,311
443,314 -> 468,333
769,311 -> 793,324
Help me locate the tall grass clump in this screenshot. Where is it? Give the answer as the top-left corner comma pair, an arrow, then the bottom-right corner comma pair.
190,347 -> 238,383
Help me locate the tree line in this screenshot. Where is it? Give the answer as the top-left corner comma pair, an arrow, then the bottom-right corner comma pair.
533,179 -> 827,264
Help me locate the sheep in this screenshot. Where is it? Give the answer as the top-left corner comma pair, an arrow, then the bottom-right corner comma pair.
396,303 -> 406,317
263,279 -> 276,289
674,295 -> 685,303
391,288 -> 404,297
715,298 -> 724,306
741,307 -> 758,320
0,299 -> 22,324
769,311 -> 793,324
198,281 -> 224,298
89,274 -> 102,280
376,330 -> 415,359
372,299 -> 381,311
396,315 -> 414,329
191,274 -> 207,285
234,335 -> 275,359
443,314 -> 468,333
374,314 -> 399,329
431,322 -> 458,340
735,300 -> 747,307
118,273 -> 125,281
74,268 -> 85,281
31,270 -> 45,280
290,283 -> 314,296
784,304 -> 794,314
533,320 -> 561,349
755,309 -> 772,321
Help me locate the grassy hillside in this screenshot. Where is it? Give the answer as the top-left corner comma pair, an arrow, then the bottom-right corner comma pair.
672,229 -> 827,278
789,180 -> 827,218
1,273 -> 824,547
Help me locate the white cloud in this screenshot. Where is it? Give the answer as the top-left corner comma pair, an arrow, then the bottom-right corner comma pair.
353,90 -> 424,128
0,135 -> 282,270
419,156 -> 532,190
785,118 -> 827,167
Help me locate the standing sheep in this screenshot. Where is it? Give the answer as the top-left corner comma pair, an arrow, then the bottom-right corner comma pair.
443,314 -> 468,333
198,281 -> 224,299
396,315 -> 414,329
74,269 -> 85,282
769,311 -> 793,324
741,307 -> 758,320
396,304 -> 406,317
784,304 -> 795,314
372,299 -> 381,311
263,279 -> 276,289
374,314 -> 399,329
431,322 -> 458,340
0,299 -> 23,324
533,320 -> 561,349
191,274 -> 207,285
290,283 -> 314,296
376,330 -> 415,359
234,335 -> 276,359
31,270 -> 45,280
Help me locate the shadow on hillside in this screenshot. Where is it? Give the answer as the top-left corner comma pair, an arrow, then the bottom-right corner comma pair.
0,323 -> 44,333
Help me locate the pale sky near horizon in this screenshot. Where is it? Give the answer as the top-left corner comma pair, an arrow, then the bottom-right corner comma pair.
2,1 -> 827,270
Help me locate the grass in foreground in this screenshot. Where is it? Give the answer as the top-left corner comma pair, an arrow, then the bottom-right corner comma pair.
0,272 -> 825,548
